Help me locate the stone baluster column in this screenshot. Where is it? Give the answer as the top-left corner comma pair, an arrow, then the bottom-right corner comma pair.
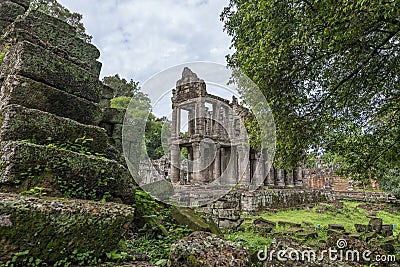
213,143 -> 221,181
266,166 -> 275,187
195,98 -> 205,135
275,169 -> 285,187
294,166 -> 304,187
171,108 -> 178,138
170,144 -> 181,184
192,142 -> 202,184
285,169 -> 295,188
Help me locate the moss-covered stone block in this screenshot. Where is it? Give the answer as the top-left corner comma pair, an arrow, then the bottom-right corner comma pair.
0,75 -> 102,125
2,11 -> 101,75
0,41 -> 102,102
0,104 -> 112,155
101,108 -> 125,124
7,0 -> 29,9
0,1 -> 25,23
0,193 -> 134,264
0,141 -> 135,204
171,206 -> 221,235
0,19 -> 11,33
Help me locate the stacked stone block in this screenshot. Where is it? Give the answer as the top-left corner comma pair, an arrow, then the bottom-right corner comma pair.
0,6 -> 134,204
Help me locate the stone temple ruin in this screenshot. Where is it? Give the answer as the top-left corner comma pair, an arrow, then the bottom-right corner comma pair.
143,67 -> 305,189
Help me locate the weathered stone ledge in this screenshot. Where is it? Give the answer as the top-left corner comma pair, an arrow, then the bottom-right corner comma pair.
0,1 -> 25,24
6,0 -> 29,9
0,141 -> 135,204
0,193 -> 134,264
198,189 -> 328,228
0,41 -> 102,102
0,104 -> 111,156
0,75 -> 102,125
2,11 -> 101,75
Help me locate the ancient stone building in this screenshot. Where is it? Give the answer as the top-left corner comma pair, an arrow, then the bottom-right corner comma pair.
169,67 -> 252,186
148,67 -> 305,189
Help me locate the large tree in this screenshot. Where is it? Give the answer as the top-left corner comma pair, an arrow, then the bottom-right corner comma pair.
221,0 -> 400,181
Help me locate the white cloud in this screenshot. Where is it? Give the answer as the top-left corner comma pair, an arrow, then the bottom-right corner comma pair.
57,0 -> 232,83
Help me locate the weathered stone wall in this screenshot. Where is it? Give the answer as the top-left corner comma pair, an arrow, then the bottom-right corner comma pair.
0,4 -> 134,203
0,3 -> 136,264
198,189 -> 328,228
332,191 -> 398,203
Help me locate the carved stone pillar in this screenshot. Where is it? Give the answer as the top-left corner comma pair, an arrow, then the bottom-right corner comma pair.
192,142 -> 202,184
213,143 -> 221,181
275,169 -> 285,187
294,166 -> 304,187
266,166 -> 275,187
170,144 -> 181,184
285,169 -> 295,188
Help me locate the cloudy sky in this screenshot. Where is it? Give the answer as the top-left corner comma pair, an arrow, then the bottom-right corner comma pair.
58,0 -> 233,84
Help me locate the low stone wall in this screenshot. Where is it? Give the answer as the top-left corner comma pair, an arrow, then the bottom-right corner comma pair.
333,191 -> 399,203
198,189 -> 328,228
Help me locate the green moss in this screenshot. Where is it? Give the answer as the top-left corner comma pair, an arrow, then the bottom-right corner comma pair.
0,193 -> 134,264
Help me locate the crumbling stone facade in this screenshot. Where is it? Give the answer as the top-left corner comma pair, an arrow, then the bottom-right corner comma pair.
170,67 -> 252,186
144,67 -> 305,189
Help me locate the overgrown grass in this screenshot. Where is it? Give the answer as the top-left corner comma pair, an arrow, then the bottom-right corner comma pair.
224,201 -> 400,266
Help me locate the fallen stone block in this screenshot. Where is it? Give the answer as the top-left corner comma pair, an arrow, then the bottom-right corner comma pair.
0,104 -> 113,157
354,223 -> 367,233
0,75 -> 101,125
328,224 -> 345,231
368,217 -> 383,233
169,231 -> 250,267
297,231 -> 318,239
381,224 -> 393,237
171,206 -> 220,235
365,231 -> 377,242
0,41 -> 102,102
0,141 -> 135,204
0,193 -> 134,264
278,221 -> 301,228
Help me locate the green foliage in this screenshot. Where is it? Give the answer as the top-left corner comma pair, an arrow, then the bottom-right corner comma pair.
127,190 -> 192,264
45,136 -> 106,159
103,74 -> 141,98
145,114 -> 170,159
221,0 -> 400,177
244,117 -> 262,151
0,46 -> 10,64
20,186 -> 47,197
378,168 -> 400,198
110,96 -> 131,109
2,249 -> 102,267
105,250 -> 130,261
29,0 -> 92,42
55,176 -> 97,200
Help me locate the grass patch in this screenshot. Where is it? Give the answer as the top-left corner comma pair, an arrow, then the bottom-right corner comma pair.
224,201 -> 400,266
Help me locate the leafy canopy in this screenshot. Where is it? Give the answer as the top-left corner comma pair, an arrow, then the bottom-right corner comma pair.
221,0 -> 400,180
